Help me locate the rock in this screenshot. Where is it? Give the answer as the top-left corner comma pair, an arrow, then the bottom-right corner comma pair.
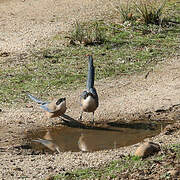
134,142 -> 160,158
168,168 -> 180,177
163,123 -> 180,135
0,51 -> 10,57
69,40 -> 76,46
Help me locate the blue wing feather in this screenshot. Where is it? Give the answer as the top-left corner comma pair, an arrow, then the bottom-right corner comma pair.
40,104 -> 54,113
80,91 -> 88,106
28,94 -> 48,105
80,91 -> 88,99
89,87 -> 99,105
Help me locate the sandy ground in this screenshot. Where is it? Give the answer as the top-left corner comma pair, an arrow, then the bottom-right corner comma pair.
0,0 -> 180,179
0,0 -> 110,53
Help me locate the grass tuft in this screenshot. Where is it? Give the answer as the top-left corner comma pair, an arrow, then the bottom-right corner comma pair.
134,0 -> 167,25
113,0 -> 134,22
69,21 -> 106,46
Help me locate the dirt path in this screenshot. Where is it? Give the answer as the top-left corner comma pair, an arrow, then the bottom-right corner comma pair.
0,0 -> 180,179
0,0 -> 110,53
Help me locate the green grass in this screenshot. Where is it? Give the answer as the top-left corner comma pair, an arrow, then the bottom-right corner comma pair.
114,0 -> 180,25
52,155 -> 145,180
167,144 -> 180,162
49,143 -> 180,179
0,0 -> 179,105
134,0 -> 167,25
69,21 -> 106,45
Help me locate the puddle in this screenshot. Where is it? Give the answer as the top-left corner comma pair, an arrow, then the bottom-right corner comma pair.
27,120 -> 168,153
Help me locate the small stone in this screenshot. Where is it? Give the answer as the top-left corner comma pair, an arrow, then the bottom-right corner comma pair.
127,13 -> 133,19
69,40 -> 76,46
168,168 -> 180,177
134,142 -> 160,158
0,51 -> 10,57
14,167 -> 23,171
25,104 -> 33,108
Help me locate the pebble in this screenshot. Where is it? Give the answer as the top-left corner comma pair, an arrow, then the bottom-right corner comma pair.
168,168 -> 180,177
134,142 -> 160,158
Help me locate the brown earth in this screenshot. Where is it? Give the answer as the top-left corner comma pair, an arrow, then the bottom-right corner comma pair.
0,0 -> 110,53
0,0 -> 180,179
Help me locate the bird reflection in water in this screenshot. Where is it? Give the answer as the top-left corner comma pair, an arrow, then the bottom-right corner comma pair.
78,133 -> 89,152
32,130 -> 60,153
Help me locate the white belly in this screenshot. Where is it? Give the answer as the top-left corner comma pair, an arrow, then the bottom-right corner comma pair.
81,96 -> 97,112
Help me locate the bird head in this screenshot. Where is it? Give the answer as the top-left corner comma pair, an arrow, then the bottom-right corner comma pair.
56,98 -> 66,105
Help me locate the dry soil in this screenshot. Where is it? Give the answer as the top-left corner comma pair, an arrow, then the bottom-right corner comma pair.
0,0 -> 180,179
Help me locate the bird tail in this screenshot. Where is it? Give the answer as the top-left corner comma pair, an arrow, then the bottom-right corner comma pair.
27,94 -> 45,105
87,55 -> 95,89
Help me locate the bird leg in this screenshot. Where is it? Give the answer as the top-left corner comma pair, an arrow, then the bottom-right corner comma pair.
91,112 -> 95,124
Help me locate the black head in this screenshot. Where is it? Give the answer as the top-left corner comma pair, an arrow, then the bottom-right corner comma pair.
85,92 -> 94,99
56,98 -> 66,105
81,91 -> 91,100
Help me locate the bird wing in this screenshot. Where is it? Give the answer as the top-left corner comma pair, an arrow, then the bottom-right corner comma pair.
89,87 -> 99,105
40,104 -> 54,113
28,94 -> 53,112
80,91 -> 88,106
80,91 -> 88,99
87,55 -> 95,90
28,94 -> 48,105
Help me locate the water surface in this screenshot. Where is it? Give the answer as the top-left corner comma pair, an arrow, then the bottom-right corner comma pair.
27,121 -> 166,152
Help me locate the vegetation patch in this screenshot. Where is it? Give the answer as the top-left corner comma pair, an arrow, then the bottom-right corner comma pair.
49,144 -> 180,179
0,0 -> 179,105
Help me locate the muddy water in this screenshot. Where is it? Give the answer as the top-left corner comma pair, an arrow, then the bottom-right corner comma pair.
27,121 -> 166,153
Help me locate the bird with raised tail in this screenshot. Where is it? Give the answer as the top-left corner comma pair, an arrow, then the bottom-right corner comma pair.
27,94 -> 67,118
79,55 -> 99,123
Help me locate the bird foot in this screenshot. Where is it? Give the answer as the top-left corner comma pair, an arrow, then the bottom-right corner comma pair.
78,116 -> 83,121
90,121 -> 95,125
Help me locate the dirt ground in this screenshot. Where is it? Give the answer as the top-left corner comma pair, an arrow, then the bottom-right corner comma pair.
0,0 -> 110,54
0,0 -> 180,179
